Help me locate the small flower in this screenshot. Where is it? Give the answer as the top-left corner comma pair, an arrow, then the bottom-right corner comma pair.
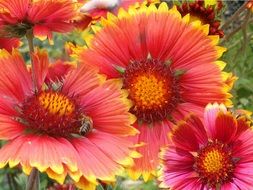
177,0 -> 224,37
0,49 -> 138,189
246,0 -> 253,12
78,2 -> 234,180
0,0 -> 76,41
160,103 -> 253,189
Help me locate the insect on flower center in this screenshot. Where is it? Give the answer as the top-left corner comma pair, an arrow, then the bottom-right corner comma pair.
195,141 -> 235,188
21,91 -> 93,137
123,58 -> 180,123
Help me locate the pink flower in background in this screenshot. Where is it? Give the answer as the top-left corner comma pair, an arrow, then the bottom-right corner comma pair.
160,103 -> 253,189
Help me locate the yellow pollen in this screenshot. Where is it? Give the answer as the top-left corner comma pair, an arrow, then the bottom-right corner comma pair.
131,74 -> 168,109
38,92 -> 75,116
203,150 -> 223,173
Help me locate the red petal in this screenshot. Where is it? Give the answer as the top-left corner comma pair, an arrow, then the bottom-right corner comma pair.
0,116 -> 24,140
0,50 -> 32,102
185,114 -> 208,145
45,60 -> 74,84
160,145 -> 199,189
62,64 -> 100,97
130,120 -> 173,180
0,38 -> 20,52
214,112 -> 237,144
31,49 -> 49,89
28,0 -> 75,23
0,0 -> 29,20
81,79 -> 137,136
87,131 -> 133,166
71,137 -> 122,181
171,121 -> 199,152
235,116 -> 250,137
33,25 -> 51,41
204,103 -> 227,138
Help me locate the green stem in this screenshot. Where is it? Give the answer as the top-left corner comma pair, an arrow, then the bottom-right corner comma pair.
231,10 -> 252,67
25,31 -> 40,189
221,10 -> 252,46
7,172 -> 19,190
240,10 -> 251,52
26,29 -> 34,53
25,29 -> 38,93
26,168 -> 40,190
221,24 -> 242,44
7,173 -> 14,190
11,173 -> 19,190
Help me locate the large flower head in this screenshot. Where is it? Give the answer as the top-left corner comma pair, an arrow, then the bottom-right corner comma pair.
78,2 -> 234,180
0,49 -> 138,189
160,103 -> 253,189
0,0 -> 76,41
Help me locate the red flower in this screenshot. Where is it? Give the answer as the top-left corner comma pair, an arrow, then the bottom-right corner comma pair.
78,3 -> 234,180
0,0 -> 76,41
0,49 -> 138,189
160,103 -> 253,189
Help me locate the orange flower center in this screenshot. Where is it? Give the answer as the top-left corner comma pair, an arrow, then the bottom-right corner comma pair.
123,59 -> 180,123
21,91 -> 93,137
195,141 -> 235,188
130,74 -> 169,109
202,149 -> 224,173
38,92 -> 75,116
